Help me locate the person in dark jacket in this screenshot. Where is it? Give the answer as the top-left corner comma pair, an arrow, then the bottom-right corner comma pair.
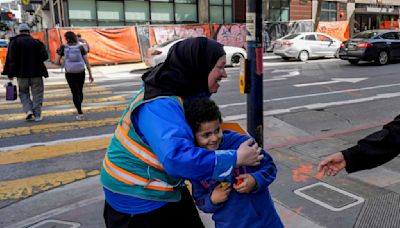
318,114 -> 400,176
2,23 -> 49,122
185,98 -> 283,228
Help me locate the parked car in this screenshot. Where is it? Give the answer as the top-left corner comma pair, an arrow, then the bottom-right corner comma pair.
144,38 -> 247,67
338,30 -> 400,65
273,32 -> 341,61
0,39 -> 8,48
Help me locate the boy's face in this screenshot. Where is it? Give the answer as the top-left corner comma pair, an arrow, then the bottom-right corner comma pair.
195,120 -> 223,151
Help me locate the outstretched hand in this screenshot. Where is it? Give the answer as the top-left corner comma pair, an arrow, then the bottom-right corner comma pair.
318,152 -> 346,176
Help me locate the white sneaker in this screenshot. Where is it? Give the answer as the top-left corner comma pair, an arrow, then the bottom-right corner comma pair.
26,111 -> 34,121
76,114 -> 85,121
34,116 -> 43,122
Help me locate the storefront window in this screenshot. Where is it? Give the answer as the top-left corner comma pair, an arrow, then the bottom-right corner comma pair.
269,0 -> 289,22
321,1 -> 337,21
69,0 -> 97,26
209,0 -> 232,24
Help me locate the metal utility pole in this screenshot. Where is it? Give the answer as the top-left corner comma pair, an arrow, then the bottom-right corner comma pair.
246,0 -> 263,146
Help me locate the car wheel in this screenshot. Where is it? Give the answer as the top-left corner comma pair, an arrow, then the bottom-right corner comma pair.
375,50 -> 389,65
298,50 -> 309,62
348,59 -> 359,65
231,54 -> 244,67
281,57 -> 291,60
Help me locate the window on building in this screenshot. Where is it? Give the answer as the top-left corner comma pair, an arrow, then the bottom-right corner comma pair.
209,0 -> 232,24
69,0 -> 97,27
125,0 -> 149,24
175,0 -> 197,23
269,0 -> 289,22
97,1 -> 124,26
321,1 -> 337,21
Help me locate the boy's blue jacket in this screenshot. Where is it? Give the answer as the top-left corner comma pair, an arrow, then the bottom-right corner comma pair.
191,130 -> 283,228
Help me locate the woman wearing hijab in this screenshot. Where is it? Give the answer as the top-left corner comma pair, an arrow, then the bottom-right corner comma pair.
100,37 -> 263,228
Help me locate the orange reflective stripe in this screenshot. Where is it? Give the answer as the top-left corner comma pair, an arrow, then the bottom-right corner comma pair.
121,92 -> 144,133
103,159 -> 135,186
145,184 -> 174,191
105,155 -> 148,184
115,125 -> 164,170
177,96 -> 183,106
104,156 -> 174,191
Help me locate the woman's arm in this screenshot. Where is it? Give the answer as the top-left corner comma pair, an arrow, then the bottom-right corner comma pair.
82,55 -> 93,82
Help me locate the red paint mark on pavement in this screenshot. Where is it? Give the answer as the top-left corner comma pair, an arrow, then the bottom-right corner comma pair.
292,164 -> 313,182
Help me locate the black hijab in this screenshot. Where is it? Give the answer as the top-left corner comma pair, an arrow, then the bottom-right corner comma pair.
142,37 -> 226,100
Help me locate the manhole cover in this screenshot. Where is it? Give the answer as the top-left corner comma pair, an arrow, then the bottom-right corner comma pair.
29,220 -> 80,228
294,182 -> 364,211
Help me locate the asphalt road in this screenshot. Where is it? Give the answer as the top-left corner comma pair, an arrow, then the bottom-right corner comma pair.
1,57 -> 400,227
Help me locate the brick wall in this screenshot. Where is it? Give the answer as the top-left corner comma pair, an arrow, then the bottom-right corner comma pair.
337,2 -> 347,21
290,0 -> 312,20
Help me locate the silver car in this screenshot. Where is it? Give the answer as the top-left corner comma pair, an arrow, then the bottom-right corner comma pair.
273,32 -> 341,61
144,38 -> 247,67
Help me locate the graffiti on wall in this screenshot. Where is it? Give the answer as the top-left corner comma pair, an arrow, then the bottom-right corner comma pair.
213,24 -> 247,48
137,26 -> 150,60
150,24 -> 211,46
264,20 -> 313,51
317,21 -> 350,41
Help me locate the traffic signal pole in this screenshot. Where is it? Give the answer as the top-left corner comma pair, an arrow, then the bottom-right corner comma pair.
246,0 -> 264,146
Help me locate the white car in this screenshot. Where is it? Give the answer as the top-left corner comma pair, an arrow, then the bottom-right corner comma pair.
273,32 -> 341,61
144,38 -> 247,67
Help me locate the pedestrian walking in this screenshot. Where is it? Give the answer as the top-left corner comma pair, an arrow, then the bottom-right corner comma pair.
2,23 -> 48,122
100,37 -> 263,228
55,31 -> 93,121
318,113 -> 400,176
185,98 -> 283,228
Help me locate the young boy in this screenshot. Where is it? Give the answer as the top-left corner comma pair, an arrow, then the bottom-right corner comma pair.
185,98 -> 283,228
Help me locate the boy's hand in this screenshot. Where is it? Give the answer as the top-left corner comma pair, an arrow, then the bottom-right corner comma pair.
210,183 -> 231,205
233,174 -> 256,193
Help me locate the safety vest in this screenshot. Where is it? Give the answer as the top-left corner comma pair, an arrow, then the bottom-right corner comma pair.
100,88 -> 183,202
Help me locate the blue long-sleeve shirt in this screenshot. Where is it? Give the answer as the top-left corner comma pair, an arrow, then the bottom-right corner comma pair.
104,97 -> 238,215
191,130 -> 283,228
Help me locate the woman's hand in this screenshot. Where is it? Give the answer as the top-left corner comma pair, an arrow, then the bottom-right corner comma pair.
236,138 -> 263,167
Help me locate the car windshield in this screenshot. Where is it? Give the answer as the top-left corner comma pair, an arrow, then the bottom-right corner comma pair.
282,34 -> 300,40
352,32 -> 378,39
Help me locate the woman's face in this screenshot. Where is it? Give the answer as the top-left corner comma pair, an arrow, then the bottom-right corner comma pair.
208,55 -> 227,93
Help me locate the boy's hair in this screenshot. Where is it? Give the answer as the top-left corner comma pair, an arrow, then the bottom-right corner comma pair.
185,98 -> 222,133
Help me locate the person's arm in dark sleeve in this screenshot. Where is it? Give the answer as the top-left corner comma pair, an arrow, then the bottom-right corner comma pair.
135,98 -> 237,182
249,149 -> 277,193
37,40 -> 48,61
343,114 -> 400,173
191,181 -> 223,213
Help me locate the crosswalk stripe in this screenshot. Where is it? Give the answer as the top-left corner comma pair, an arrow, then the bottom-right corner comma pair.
0,85 -> 108,97
0,169 -> 99,200
0,104 -> 127,121
0,137 -> 112,165
0,95 -> 126,110
0,117 -> 119,138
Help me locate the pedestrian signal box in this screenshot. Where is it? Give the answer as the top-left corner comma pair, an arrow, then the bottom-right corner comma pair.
239,58 -> 249,94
